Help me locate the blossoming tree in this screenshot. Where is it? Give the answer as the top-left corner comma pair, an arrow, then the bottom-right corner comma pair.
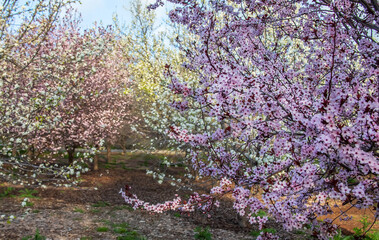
28,13 -> 132,165
0,9 -> 132,184
121,0 -> 379,239
0,0 -> 78,183
114,0 -> 221,155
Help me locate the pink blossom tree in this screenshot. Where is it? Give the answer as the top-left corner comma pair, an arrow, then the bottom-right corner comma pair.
28,13 -> 132,164
121,0 -> 378,239
0,0 -> 74,155
0,9 -> 133,183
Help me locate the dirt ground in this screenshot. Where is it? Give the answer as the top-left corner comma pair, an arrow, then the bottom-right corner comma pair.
0,152 -> 377,240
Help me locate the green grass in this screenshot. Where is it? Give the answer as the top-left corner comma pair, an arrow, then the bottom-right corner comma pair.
332,229 -> 354,240
122,166 -> 134,170
263,228 -> 277,234
91,201 -> 110,207
0,187 -> 15,198
194,226 -> 212,240
90,209 -> 101,213
24,201 -> 34,207
74,207 -> 85,213
251,210 -> 267,218
173,212 -> 181,218
140,159 -> 150,167
116,231 -> 146,240
93,152 -> 185,171
18,188 -> 38,198
95,221 -> 146,240
96,227 -> 109,232
251,228 -> 277,238
1,187 -> 39,199
351,216 -> 379,240
21,229 -> 46,240
103,163 -> 116,169
114,228 -> 129,234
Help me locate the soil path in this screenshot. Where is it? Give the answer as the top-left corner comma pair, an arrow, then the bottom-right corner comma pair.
0,152 -> 377,239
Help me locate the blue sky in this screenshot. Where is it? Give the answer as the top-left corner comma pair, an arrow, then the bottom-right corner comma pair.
73,0 -> 170,30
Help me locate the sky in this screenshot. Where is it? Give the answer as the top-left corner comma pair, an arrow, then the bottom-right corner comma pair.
73,0 -> 170,30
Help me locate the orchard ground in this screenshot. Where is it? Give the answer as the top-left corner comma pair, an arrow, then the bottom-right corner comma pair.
0,152 -> 377,240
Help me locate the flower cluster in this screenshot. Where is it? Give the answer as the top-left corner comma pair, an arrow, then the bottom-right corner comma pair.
0,6 -> 133,185
122,0 -> 379,239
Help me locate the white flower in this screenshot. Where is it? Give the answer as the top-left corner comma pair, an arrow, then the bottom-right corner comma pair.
21,198 -> 29,207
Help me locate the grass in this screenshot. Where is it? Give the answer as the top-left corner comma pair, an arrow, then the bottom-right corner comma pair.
112,223 -> 130,234
95,221 -> 146,240
351,216 -> 379,240
103,163 -> 116,169
140,159 -> 150,167
173,212 -> 181,218
98,219 -> 112,225
74,207 -> 85,213
250,228 -> 277,238
0,187 -> 15,198
117,231 -> 146,240
251,210 -> 267,218
194,226 -> 212,240
18,188 -> 39,198
107,154 -> 124,161
96,227 -> 109,232
95,152 -> 184,171
90,209 -> 101,214
21,229 -> 46,240
114,228 -> 128,234
24,201 -> 34,207
0,187 -> 39,199
122,166 -> 134,170
91,201 -> 110,207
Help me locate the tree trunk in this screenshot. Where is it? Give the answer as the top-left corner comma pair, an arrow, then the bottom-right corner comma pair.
12,148 -> 17,157
67,146 -> 75,165
121,145 -> 126,156
12,144 -> 17,157
93,154 -> 99,171
27,145 -> 34,160
106,143 -> 111,163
